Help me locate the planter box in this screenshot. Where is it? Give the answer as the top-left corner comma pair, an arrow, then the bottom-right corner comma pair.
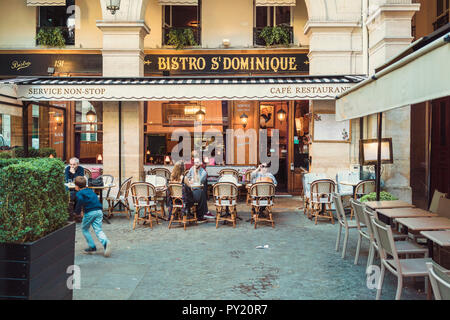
0,222 -> 75,300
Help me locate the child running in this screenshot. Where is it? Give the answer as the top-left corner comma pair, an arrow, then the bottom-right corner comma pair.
74,176 -> 112,257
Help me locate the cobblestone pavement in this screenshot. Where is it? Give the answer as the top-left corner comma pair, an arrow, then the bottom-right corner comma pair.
73,197 -> 427,300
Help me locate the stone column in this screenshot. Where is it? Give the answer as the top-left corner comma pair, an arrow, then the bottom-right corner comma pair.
366,1 -> 419,202
304,19 -> 363,178
97,19 -> 150,182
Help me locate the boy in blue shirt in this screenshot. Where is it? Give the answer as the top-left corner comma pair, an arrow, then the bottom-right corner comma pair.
74,176 -> 112,257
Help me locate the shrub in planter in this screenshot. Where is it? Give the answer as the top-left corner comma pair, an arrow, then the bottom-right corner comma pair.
38,148 -> 57,158
13,146 -> 40,158
259,25 -> 291,46
166,28 -> 197,49
360,191 -> 398,202
0,158 -> 73,299
36,27 -> 66,48
0,152 -> 12,159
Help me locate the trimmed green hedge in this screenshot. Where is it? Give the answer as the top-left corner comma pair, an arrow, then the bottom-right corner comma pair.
0,158 -> 69,243
360,191 -> 398,202
13,147 -> 57,158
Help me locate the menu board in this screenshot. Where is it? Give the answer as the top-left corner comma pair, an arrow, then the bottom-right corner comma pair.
312,113 -> 351,142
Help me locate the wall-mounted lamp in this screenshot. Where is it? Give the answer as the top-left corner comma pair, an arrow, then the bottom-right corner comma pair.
277,108 -> 287,123
165,155 -> 171,164
107,0 -> 121,15
240,113 -> 248,128
97,154 -> 103,164
47,67 -> 55,76
195,109 -> 206,122
222,39 -> 231,48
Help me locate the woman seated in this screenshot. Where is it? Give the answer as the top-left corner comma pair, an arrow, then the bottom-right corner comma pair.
167,160 -> 208,222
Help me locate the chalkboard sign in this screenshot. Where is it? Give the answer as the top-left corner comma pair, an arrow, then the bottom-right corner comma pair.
312,112 -> 351,143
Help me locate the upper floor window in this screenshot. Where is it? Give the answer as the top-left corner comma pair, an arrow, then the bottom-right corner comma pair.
162,4 -> 201,47
254,6 -> 293,46
37,0 -> 75,46
434,0 -> 449,30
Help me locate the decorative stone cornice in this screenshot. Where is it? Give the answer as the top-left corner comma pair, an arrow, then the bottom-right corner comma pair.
366,3 -> 420,26
304,21 -> 361,35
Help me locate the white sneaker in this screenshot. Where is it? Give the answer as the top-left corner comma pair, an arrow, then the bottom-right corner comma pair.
104,241 -> 112,257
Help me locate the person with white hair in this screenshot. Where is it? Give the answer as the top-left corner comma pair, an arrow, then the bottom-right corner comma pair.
65,157 -> 85,222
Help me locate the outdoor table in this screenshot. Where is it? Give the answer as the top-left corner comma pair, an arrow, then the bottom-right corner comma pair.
218,175 -> 242,187
420,230 -> 450,267
88,183 -> 116,224
364,200 -> 415,210
376,207 -> 437,226
339,180 -> 361,196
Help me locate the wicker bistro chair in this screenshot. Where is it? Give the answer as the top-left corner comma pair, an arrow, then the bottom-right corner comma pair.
146,175 -> 168,219
371,216 -> 431,300
302,173 -> 327,217
106,176 -> 133,219
426,261 -> 450,300
250,182 -> 276,229
167,183 -> 198,230
213,182 -> 239,228
244,169 -> 254,205
354,180 -> 376,200
130,182 -> 159,230
151,167 -> 171,180
83,167 -> 92,180
310,179 -> 336,224
218,168 -> 240,180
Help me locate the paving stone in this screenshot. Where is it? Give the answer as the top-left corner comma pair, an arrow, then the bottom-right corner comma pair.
73,197 -> 427,300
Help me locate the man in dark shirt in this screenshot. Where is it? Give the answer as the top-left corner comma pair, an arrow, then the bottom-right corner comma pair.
65,157 -> 85,182
65,157 -> 84,221
74,176 -> 112,257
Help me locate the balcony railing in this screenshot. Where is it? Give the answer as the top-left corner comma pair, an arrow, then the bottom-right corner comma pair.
162,26 -> 201,47
433,12 -> 449,31
253,26 -> 293,47
35,26 -> 75,46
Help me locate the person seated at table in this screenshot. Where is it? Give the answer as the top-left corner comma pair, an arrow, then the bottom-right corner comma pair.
187,157 -> 214,219
250,163 -> 277,216
65,157 -> 85,221
251,163 -> 278,186
167,160 -> 208,222
65,157 -> 85,183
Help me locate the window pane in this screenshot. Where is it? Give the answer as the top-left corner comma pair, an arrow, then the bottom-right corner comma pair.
171,6 -> 198,27
437,0 -> 444,16
256,7 -> 268,27
164,6 -> 171,27
276,6 -> 291,25
75,101 -> 103,164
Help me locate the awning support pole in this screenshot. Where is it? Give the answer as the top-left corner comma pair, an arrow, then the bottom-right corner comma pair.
22,102 -> 29,158
376,112 -> 382,201
119,101 -> 122,188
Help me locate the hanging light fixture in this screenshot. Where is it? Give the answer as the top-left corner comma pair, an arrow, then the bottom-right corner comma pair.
86,109 -> 97,130
277,107 -> 287,123
107,0 -> 121,15
195,109 -> 206,122
240,113 -> 248,128
54,113 -> 63,126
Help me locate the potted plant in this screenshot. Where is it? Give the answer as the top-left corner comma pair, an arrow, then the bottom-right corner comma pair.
166,28 -> 198,49
258,24 -> 291,47
360,191 -> 398,202
36,27 -> 66,48
0,158 -> 74,300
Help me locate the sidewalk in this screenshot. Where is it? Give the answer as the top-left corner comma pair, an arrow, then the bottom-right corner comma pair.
73,197 -> 426,300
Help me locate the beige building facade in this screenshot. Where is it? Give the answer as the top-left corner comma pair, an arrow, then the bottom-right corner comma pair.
1,0 -> 438,201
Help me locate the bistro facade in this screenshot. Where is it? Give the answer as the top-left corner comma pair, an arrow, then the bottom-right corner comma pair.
0,0 -> 446,203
